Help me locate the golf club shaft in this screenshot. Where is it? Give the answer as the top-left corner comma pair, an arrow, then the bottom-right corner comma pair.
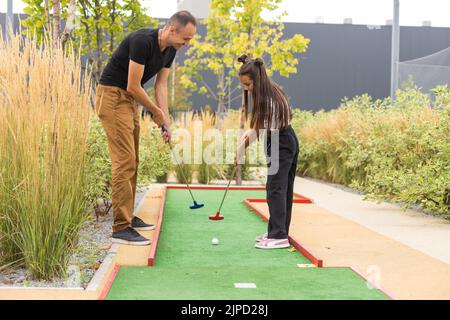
167,142 -> 197,203
217,165 -> 237,212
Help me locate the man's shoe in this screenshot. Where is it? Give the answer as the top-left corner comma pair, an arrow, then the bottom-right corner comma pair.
255,233 -> 268,242
131,216 -> 155,231
112,227 -> 151,246
255,238 -> 290,249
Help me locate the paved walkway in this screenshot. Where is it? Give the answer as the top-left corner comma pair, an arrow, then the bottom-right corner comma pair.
294,177 -> 450,265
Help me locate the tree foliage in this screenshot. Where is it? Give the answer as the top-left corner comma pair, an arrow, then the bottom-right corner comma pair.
181,0 -> 310,116
22,0 -> 158,82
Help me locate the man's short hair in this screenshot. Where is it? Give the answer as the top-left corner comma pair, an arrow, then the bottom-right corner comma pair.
168,10 -> 197,29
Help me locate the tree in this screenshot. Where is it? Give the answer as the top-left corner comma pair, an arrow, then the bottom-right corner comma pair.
74,0 -> 158,82
22,0 -> 76,49
61,0 -> 77,49
52,0 -> 60,45
168,62 -> 193,112
143,61 -> 192,120
181,0 -> 310,121
180,0 -> 310,183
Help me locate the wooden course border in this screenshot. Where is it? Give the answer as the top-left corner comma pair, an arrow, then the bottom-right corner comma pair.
97,264 -> 119,300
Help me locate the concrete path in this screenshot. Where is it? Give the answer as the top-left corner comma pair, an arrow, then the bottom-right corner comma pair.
294,176 -> 450,265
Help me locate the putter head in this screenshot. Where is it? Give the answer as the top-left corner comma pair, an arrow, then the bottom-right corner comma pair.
190,201 -> 204,210
209,211 -> 224,221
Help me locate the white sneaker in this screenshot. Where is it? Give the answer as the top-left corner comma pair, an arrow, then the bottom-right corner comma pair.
255,233 -> 268,242
255,238 -> 290,249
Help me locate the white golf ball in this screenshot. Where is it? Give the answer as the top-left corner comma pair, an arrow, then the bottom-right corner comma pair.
211,238 -> 220,245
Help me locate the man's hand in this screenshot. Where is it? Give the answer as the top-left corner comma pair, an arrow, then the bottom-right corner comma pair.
160,124 -> 171,144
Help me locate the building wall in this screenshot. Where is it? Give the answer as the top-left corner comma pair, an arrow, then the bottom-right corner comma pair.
181,22 -> 450,111
3,13 -> 450,111
0,13 -> 28,35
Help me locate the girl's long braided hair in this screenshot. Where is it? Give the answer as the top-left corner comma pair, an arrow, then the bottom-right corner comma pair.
238,54 -> 292,133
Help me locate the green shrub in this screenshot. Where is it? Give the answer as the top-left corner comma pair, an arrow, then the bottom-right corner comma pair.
197,161 -> 212,184
292,86 -> 450,218
138,126 -> 172,185
174,163 -> 193,184
156,172 -> 169,183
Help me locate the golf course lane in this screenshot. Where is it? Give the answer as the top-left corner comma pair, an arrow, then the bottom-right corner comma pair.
106,188 -> 389,299
107,266 -> 388,300
157,189 -> 311,268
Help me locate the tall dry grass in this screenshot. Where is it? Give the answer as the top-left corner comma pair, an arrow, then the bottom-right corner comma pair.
169,108 -> 254,183
171,109 -> 218,183
0,29 -> 93,279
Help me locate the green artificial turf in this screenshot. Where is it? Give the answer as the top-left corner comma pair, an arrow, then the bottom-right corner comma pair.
106,189 -> 389,300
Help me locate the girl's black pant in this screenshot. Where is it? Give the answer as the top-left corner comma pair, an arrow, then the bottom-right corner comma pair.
265,125 -> 299,239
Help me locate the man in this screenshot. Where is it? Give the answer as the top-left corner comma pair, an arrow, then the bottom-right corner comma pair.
95,11 -> 197,245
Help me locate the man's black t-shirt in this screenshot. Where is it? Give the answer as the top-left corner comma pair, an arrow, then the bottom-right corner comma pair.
99,28 -> 176,90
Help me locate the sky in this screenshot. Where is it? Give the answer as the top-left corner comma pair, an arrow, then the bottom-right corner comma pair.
2,0 -> 450,28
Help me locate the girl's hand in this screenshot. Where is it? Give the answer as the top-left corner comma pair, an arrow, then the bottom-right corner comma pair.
239,130 -> 253,146
239,132 -> 249,145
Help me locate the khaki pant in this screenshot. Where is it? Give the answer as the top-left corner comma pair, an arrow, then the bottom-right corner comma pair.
94,84 -> 140,232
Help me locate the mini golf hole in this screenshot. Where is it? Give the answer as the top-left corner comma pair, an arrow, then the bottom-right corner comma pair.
234,283 -> 257,289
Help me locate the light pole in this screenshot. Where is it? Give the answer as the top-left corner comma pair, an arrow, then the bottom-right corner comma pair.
390,0 -> 400,101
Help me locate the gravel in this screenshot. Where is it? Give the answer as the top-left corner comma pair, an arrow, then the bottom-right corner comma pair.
0,186 -> 150,289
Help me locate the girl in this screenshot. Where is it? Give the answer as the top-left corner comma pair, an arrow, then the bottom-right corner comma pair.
236,54 -> 299,249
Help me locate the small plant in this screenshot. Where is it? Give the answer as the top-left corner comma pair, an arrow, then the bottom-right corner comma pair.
138,120 -> 172,185
197,161 -> 212,184
156,172 -> 169,183
175,163 -> 194,184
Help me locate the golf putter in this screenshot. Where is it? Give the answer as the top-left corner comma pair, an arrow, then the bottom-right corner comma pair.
162,125 -> 204,210
209,165 -> 237,221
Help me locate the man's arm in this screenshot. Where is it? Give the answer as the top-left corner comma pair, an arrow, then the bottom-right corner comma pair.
126,60 -> 168,127
154,67 -> 171,127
